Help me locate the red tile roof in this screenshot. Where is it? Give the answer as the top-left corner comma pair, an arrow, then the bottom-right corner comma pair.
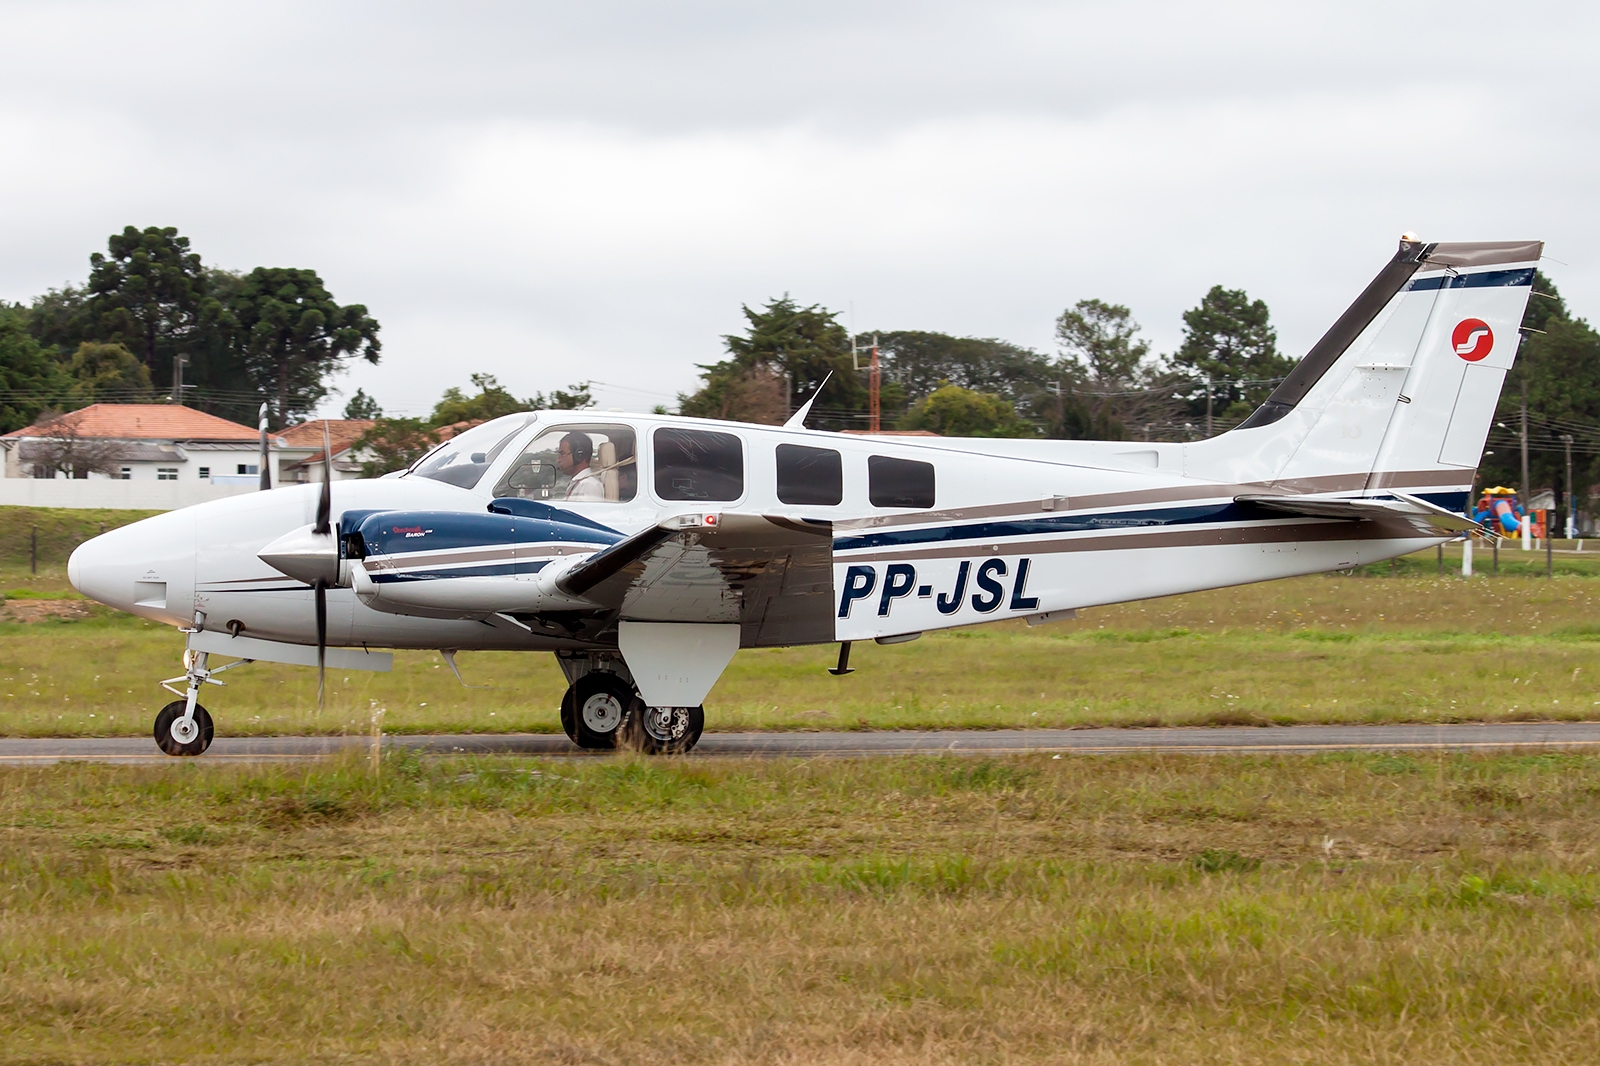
279,418 -> 376,460
2,404 -> 261,441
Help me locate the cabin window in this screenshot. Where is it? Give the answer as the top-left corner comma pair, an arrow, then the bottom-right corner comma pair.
776,444 -> 842,506
868,455 -> 935,508
654,427 -> 744,502
493,424 -> 637,503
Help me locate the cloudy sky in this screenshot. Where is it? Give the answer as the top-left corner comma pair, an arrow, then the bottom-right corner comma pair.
2,1 -> 1595,416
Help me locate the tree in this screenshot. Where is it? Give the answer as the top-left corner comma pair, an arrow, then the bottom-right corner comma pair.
1054,299 -> 1176,438
431,373 -> 535,425
1171,285 -> 1293,423
898,385 -> 1038,437
82,226 -> 219,385
530,381 -> 594,411
355,417 -> 440,478
230,266 -> 381,426
65,342 -> 153,403
680,296 -> 866,428
0,305 -> 68,432
343,387 -> 382,420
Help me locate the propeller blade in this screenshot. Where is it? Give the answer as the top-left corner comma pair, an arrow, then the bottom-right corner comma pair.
313,422 -> 332,535
257,403 -> 272,491
314,578 -> 327,710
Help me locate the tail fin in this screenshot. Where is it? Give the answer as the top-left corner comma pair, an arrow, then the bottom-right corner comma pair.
1194,237 -> 1541,511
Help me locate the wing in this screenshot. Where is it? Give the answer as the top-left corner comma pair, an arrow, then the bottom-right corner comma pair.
1235,492 -> 1478,536
557,513 -> 835,647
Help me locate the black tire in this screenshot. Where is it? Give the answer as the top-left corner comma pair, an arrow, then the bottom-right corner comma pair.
563,672 -> 637,750
153,700 -> 214,757
622,704 -> 704,755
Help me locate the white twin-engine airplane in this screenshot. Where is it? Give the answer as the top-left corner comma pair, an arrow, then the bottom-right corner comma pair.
68,236 -> 1539,756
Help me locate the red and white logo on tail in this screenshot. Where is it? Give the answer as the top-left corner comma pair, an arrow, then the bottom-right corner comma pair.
1453,318 -> 1493,361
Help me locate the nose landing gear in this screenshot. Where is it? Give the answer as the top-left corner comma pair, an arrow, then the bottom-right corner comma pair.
153,648 -> 252,757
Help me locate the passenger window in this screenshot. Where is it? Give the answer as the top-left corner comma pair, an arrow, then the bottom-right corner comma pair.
868,455 -> 935,508
654,427 -> 743,501
776,444 -> 843,506
492,424 -> 637,503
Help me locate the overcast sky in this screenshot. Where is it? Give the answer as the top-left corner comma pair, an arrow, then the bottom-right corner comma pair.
2,1 -> 1595,417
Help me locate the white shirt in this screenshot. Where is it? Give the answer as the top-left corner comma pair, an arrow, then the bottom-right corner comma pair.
565,467 -> 606,500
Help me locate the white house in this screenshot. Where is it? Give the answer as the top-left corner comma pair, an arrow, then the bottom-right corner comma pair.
0,404 -> 284,508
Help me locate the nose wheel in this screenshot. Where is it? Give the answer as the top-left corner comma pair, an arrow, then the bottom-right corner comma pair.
154,700 -> 214,757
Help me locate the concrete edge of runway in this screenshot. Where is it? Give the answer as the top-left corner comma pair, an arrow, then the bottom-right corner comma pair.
3,721 -> 1600,765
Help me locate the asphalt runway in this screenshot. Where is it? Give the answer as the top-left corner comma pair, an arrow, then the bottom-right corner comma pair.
2,722 -> 1600,765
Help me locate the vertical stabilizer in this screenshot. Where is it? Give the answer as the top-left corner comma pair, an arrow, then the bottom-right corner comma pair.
1194,237 -> 1541,510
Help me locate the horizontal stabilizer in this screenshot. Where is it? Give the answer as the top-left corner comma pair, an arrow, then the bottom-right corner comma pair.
1236,493 -> 1478,536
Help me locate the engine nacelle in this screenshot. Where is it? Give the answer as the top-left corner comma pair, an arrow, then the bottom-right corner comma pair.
343,501 -> 623,619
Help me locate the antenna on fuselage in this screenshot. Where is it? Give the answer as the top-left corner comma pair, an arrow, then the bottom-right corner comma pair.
783,371 -> 833,430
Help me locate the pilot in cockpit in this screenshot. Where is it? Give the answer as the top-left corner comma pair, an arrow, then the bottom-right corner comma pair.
558,432 -> 606,501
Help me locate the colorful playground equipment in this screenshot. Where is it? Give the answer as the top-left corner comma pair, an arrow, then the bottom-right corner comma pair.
1473,487 -> 1539,539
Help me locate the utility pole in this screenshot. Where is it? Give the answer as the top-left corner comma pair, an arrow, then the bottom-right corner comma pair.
170,353 -> 189,405
1520,381 -> 1531,503
1561,433 -> 1576,539
1521,381 -> 1532,550
1047,381 -> 1064,437
1205,379 -> 1213,438
852,334 -> 881,433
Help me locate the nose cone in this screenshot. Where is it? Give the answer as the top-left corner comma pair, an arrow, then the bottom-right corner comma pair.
68,512 -> 197,627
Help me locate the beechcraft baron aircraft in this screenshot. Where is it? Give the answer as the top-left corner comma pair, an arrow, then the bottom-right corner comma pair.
69,236 -> 1539,755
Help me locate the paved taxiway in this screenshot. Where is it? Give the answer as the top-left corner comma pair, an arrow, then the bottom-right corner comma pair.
2,722 -> 1599,764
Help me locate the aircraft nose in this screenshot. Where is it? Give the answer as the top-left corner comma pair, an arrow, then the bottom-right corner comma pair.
68,512 -> 197,626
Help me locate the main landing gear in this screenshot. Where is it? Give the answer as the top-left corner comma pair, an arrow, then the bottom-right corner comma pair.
556,654 -> 703,754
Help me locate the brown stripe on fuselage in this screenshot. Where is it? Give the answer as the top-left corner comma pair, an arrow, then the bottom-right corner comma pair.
834,470 -> 1470,533
839,516 -> 1423,564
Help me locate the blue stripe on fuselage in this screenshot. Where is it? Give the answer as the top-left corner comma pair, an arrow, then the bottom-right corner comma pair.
833,501 -> 1251,552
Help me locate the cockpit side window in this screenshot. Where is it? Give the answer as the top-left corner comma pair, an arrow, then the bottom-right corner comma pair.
491,424 -> 638,503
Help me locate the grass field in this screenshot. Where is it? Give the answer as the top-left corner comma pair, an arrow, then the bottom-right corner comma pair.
5,506 -> 1600,737
4,750 -> 1600,1063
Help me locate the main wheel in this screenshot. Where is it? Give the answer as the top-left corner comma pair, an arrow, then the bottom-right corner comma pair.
622,704 -> 704,755
560,672 -> 637,750
153,700 -> 214,757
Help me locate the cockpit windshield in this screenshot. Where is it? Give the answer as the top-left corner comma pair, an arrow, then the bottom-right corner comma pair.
406,415 -> 537,489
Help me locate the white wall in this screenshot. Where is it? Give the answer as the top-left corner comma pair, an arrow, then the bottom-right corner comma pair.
0,478 -> 261,509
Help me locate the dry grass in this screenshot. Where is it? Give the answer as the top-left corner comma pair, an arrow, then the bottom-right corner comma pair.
4,751 -> 1600,1063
